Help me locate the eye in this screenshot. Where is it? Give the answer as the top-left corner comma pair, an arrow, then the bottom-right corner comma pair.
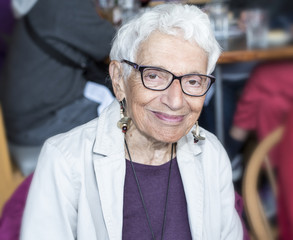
187,79 -> 200,86
143,68 -> 168,82
146,72 -> 159,80
184,75 -> 202,87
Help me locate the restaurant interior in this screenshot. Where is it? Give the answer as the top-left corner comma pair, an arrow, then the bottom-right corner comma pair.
0,0 -> 293,239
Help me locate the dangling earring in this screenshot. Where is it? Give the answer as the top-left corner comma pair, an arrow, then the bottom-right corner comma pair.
191,121 -> 205,143
117,99 -> 131,133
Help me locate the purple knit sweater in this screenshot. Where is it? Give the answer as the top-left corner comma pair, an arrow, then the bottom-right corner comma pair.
122,158 -> 192,240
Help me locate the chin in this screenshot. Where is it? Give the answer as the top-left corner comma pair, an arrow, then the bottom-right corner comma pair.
150,130 -> 186,144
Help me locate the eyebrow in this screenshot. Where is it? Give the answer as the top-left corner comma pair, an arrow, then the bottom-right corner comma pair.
138,62 -> 203,75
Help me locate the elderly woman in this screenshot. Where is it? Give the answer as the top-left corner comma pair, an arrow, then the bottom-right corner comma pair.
20,3 -> 243,240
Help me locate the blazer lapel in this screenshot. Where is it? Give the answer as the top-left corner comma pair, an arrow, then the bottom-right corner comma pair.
177,132 -> 205,240
92,100 -> 126,240
93,154 -> 125,240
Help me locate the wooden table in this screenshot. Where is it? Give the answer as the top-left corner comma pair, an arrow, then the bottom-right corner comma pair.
214,36 -> 293,143
218,37 -> 293,64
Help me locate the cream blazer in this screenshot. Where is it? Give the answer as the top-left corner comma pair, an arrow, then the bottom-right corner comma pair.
20,100 -> 243,240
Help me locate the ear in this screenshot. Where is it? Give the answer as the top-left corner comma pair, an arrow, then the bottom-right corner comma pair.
109,60 -> 126,101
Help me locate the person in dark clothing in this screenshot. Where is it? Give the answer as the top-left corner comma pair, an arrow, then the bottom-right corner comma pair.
0,0 -> 14,70
0,0 -> 116,175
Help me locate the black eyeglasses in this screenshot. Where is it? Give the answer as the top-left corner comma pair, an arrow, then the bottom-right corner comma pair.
121,59 -> 215,97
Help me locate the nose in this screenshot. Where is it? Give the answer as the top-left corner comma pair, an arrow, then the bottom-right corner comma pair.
161,79 -> 184,110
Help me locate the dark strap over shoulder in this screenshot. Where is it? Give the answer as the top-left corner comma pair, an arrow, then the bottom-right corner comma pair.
23,16 -> 110,86
24,16 -> 86,69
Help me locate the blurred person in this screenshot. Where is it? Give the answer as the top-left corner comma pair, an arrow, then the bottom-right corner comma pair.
201,0 -> 293,184
199,0 -> 262,159
229,0 -> 293,160
229,60 -> 293,221
20,4 -> 244,239
227,0 -> 293,226
230,60 -> 293,165
0,0 -> 14,69
0,0 -> 116,175
11,0 -> 39,18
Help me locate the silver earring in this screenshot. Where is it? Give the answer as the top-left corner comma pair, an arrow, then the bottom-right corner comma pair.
117,99 -> 131,133
192,121 -> 205,143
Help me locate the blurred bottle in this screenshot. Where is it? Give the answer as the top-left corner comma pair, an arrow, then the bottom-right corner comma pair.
206,2 -> 229,40
95,0 -> 123,27
244,8 -> 269,48
118,0 -> 140,24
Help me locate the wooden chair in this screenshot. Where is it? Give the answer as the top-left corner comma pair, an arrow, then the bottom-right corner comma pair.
242,126 -> 284,240
0,104 -> 24,214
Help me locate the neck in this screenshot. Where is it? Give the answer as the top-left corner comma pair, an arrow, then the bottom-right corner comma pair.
124,128 -> 176,166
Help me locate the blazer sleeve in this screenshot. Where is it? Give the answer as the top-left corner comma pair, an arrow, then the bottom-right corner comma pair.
20,141 -> 79,240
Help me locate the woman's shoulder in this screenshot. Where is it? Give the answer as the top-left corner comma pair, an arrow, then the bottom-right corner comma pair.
198,127 -> 231,166
178,126 -> 226,158
200,127 -> 225,151
40,118 -> 99,168
46,118 -> 98,148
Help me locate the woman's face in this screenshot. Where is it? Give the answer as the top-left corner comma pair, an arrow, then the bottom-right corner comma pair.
114,32 -> 208,143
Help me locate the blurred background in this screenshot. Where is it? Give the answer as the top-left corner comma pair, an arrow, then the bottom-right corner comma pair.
0,0 -> 293,239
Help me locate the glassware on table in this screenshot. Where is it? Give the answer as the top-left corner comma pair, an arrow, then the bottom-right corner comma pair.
95,0 -> 122,26
118,0 -> 140,24
95,0 -> 142,26
207,2 -> 229,40
95,0 -> 114,21
244,9 -> 269,49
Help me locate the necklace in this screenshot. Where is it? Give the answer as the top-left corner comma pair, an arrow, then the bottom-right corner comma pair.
124,139 -> 174,240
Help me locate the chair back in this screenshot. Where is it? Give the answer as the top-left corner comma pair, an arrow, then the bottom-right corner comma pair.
242,126 -> 284,240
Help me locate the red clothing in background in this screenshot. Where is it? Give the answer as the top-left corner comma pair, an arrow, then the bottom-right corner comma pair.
233,61 -> 293,165
0,174 -> 33,240
0,174 -> 249,240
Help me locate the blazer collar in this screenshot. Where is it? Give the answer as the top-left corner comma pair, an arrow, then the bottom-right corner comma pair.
92,100 -> 126,239
93,99 -> 124,156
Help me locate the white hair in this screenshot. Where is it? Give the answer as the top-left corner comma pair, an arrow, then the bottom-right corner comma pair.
110,3 -> 221,76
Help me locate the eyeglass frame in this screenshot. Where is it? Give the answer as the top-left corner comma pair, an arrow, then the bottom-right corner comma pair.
121,59 -> 215,97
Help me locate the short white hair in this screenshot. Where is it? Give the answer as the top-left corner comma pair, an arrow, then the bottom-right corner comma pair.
110,3 -> 221,76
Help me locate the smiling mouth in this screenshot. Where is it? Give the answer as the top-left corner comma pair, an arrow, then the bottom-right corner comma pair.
153,111 -> 184,123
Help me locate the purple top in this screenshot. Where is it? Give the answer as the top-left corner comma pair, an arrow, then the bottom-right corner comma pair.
123,158 -> 192,240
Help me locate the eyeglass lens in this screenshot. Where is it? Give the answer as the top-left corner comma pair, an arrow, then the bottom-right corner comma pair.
142,68 -> 211,96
